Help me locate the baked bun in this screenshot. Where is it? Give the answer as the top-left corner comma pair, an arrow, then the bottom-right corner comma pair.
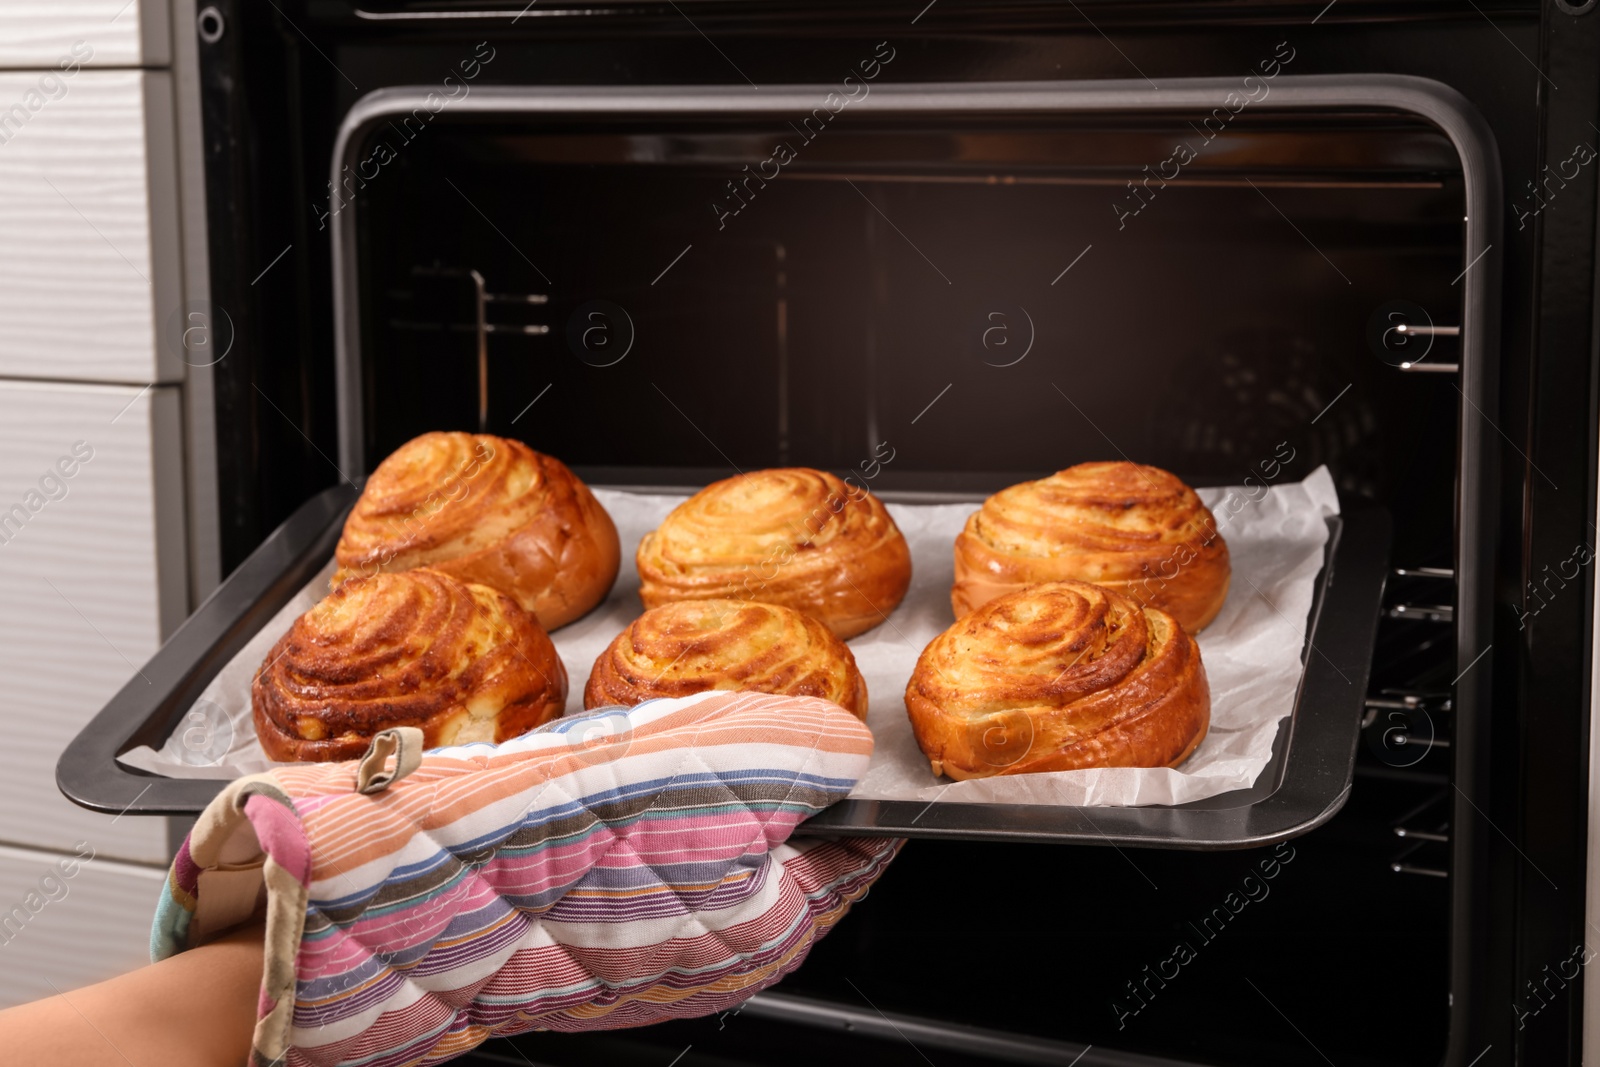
952,461 -> 1229,632
636,468 -> 911,639
333,432 -> 620,630
906,580 -> 1209,780
585,599 -> 867,717
252,569 -> 567,762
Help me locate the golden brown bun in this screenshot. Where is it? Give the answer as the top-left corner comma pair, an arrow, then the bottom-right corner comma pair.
906,580 -> 1209,780
636,468 -> 911,639
333,432 -> 620,630
952,461 -> 1230,633
252,568 -> 568,762
584,599 -> 867,718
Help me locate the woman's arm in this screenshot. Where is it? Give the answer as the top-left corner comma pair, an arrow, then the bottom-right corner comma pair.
0,921 -> 262,1067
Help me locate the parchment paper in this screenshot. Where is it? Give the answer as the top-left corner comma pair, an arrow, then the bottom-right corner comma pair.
120,468 -> 1339,809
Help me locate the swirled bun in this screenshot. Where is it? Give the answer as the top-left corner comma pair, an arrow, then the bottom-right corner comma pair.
252,569 -> 568,762
585,599 -> 867,718
636,468 -> 911,639
333,432 -> 620,630
952,461 -> 1229,632
906,580 -> 1209,780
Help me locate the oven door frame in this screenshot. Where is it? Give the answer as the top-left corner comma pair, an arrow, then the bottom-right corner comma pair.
326,74 -> 1501,1066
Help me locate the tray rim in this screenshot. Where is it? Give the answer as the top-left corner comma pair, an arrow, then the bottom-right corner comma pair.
58,477 -> 1388,851
59,72 -> 1489,853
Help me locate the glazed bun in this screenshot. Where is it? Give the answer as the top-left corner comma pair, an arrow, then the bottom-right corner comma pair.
584,599 -> 867,718
252,569 -> 567,762
333,432 -> 619,630
952,461 -> 1229,632
636,467 -> 911,639
906,580 -> 1209,780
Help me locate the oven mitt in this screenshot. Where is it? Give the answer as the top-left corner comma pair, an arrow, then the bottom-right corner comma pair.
150,690 -> 900,1067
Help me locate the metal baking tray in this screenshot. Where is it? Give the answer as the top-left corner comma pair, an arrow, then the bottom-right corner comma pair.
57,480 -> 1388,849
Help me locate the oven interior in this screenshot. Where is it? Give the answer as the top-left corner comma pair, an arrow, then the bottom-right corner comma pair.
349,106 -> 1464,1066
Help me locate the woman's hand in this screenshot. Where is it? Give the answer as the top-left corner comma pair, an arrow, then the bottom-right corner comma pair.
0,920 -> 264,1067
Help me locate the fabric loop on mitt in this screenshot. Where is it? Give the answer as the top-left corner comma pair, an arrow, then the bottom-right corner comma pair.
356,727 -> 425,795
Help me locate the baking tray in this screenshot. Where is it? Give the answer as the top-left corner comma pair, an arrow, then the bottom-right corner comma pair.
57,481 -> 1389,849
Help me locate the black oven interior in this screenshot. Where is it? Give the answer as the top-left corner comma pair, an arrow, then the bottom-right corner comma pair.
354,111 -> 1461,562
343,106 -> 1464,1066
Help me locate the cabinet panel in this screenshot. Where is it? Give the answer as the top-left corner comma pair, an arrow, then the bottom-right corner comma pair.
0,843 -> 165,1009
0,1 -> 169,69
0,381 -> 185,863
0,72 -> 181,383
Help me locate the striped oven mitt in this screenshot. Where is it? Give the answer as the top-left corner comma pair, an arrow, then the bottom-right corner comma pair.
150,690 -> 900,1067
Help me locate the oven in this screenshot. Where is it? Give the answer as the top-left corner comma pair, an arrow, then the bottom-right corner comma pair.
58,2 -> 1600,1065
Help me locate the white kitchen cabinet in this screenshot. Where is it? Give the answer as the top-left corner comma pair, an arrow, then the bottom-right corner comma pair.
0,842 -> 165,1008
0,71 -> 182,384
0,0 -> 170,69
0,380 -> 186,864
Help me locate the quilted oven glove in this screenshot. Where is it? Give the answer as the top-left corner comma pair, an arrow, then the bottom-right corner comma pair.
150,690 -> 901,1067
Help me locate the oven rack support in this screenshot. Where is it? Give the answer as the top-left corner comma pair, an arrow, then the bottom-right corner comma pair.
396,265 -> 550,431
1393,322 -> 1462,373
